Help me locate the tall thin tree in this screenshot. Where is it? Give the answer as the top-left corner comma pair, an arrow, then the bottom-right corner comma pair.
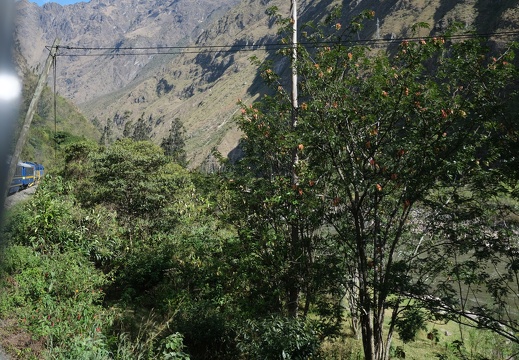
161,118 -> 187,166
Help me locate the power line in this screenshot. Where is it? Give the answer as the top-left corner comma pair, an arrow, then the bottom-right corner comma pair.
47,30 -> 519,57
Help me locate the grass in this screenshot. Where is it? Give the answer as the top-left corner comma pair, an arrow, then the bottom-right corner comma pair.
321,316 -> 518,359
319,297 -> 519,360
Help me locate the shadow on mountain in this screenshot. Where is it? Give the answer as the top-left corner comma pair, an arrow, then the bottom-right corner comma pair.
475,0 -> 519,33
244,0 -> 381,107
433,0 -> 461,33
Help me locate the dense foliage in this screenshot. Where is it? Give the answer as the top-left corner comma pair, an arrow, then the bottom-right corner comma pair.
230,10 -> 519,360
1,8 -> 518,360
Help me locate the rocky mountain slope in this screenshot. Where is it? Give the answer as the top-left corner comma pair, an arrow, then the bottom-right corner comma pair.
15,0 -> 519,167
15,0 -> 240,104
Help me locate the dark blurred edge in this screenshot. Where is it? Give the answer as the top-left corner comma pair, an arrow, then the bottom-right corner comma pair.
0,1 -> 18,359
0,0 -> 20,215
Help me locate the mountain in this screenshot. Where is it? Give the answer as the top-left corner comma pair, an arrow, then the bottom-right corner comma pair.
15,0 -> 240,104
15,0 -> 519,168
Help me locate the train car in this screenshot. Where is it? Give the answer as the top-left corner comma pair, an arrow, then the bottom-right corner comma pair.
24,162 -> 44,182
36,163 -> 44,179
8,162 -> 37,195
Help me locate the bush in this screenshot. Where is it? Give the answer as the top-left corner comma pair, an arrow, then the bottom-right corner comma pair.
237,316 -> 322,359
0,247 -> 112,357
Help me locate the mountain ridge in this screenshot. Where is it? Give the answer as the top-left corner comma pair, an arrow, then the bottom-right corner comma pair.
15,0 -> 240,104
15,0 -> 519,167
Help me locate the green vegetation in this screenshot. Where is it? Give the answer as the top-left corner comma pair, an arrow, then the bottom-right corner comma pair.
231,9 -> 518,359
161,118 -> 187,167
16,69 -> 100,167
1,7 -> 518,360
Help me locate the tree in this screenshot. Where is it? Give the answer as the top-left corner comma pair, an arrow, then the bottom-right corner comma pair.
99,118 -> 113,146
161,118 -> 187,166
87,139 -> 194,235
301,31 -> 517,360
131,112 -> 152,141
232,93 -> 339,323
236,10 -> 518,360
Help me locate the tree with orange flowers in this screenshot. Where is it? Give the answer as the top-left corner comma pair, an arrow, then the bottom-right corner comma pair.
233,10 -> 518,359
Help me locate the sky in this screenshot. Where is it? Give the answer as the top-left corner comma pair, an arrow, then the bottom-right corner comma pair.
32,0 -> 86,5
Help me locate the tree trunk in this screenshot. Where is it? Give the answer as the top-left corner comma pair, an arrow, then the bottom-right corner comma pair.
361,309 -> 375,360
360,307 -> 391,360
287,222 -> 300,317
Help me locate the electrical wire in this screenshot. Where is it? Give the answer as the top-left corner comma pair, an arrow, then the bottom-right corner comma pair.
46,30 -> 519,57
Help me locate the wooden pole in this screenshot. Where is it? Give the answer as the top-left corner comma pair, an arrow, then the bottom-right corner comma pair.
290,0 -> 299,182
291,0 -> 298,129
5,39 -> 60,197
288,0 -> 300,318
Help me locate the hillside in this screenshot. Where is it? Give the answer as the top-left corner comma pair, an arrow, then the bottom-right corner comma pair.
15,60 -> 100,167
15,0 -> 519,167
15,0 -> 240,104
79,0 -> 519,167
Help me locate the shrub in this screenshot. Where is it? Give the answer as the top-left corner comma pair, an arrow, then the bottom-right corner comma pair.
237,316 -> 322,359
0,245 -> 112,356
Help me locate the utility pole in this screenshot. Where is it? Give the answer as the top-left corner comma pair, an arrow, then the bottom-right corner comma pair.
290,0 -> 298,183
5,39 -> 60,198
291,0 -> 298,129
288,0 -> 300,318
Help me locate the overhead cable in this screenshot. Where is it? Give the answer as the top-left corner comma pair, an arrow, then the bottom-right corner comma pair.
46,30 -> 519,57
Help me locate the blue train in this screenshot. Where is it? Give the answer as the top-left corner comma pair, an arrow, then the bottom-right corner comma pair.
8,161 -> 44,195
